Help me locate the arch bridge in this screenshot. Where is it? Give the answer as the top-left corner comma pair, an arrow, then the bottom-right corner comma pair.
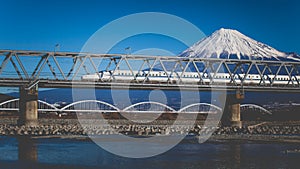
0,98 -> 271,116
0,99 -> 226,114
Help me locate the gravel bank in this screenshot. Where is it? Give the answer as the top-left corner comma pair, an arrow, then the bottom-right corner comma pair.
0,118 -> 299,137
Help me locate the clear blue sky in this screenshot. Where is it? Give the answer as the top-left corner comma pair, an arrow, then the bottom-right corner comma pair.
0,0 -> 299,54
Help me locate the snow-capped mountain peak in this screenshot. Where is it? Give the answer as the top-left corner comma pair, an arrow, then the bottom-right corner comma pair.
181,28 -> 291,60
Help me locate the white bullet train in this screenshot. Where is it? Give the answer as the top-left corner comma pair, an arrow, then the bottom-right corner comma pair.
81,69 -> 300,85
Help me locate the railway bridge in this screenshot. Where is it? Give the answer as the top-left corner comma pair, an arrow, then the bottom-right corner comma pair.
0,50 -> 299,126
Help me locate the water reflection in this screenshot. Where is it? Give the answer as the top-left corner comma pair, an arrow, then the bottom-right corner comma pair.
0,136 -> 298,169
17,136 -> 37,163
233,144 -> 241,169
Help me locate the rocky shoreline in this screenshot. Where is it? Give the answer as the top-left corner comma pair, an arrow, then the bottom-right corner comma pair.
0,118 -> 299,139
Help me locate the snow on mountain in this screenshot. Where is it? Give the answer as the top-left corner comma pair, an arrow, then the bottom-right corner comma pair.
180,28 -> 298,61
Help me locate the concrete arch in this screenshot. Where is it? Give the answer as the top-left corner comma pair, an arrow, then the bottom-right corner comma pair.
37,100 -> 59,111
0,98 -> 19,110
60,100 -> 120,112
179,103 -> 222,113
241,104 -> 272,115
123,101 -> 176,112
0,98 -> 19,107
0,99 -> 58,111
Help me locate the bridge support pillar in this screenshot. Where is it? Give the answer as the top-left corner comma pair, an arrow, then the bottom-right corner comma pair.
229,103 -> 241,127
223,89 -> 244,128
18,84 -> 38,126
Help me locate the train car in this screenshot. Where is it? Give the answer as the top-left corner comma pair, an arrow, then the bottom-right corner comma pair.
81,69 -> 298,85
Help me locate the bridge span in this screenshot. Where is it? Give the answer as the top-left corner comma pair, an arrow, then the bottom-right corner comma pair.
0,50 -> 299,126
0,98 -> 270,117
0,50 -> 300,91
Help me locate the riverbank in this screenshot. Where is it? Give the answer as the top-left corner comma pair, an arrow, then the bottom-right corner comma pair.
0,118 -> 299,143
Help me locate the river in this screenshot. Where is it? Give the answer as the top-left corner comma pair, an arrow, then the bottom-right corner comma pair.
0,136 -> 299,169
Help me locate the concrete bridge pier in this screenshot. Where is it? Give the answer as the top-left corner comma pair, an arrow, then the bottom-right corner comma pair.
18,83 -> 38,126
222,89 -> 244,128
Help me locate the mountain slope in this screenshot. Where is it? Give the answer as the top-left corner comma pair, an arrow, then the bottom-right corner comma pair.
180,28 -> 298,61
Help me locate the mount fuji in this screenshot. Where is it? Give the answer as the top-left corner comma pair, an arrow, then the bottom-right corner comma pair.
180,28 -> 300,61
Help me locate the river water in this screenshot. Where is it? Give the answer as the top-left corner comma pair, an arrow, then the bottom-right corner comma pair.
0,136 -> 299,169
